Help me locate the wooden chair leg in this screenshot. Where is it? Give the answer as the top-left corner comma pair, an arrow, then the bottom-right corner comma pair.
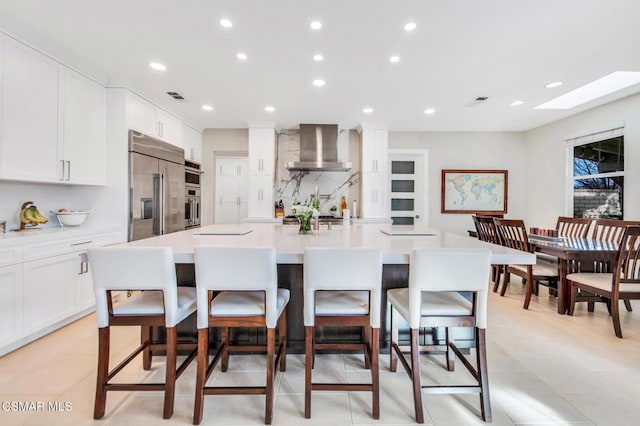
606,299 -> 612,314
265,327 -> 275,424
568,284 -> 577,316
163,326 -> 177,419
193,328 -> 209,425
278,310 -> 287,372
611,297 -> 623,338
624,299 -> 633,312
94,327 -> 110,419
141,325 -> 152,370
221,327 -> 230,372
523,269 -> 534,310
371,327 -> 380,420
476,328 -> 492,422
532,281 -> 539,296
445,327 -> 455,372
363,325 -> 371,369
588,301 -> 595,312
410,328 -> 424,424
304,326 -> 313,418
389,306 -> 398,373
500,270 -> 510,297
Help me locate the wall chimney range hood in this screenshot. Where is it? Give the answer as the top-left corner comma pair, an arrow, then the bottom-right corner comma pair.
285,124 -> 352,171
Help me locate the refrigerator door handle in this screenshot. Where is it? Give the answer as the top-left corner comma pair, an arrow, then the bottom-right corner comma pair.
160,173 -> 165,234
152,173 -> 161,235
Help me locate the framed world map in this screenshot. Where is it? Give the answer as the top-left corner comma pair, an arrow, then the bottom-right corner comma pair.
441,169 -> 508,214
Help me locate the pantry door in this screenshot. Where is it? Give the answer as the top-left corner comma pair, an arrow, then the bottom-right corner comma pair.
388,150 -> 428,226
215,157 -> 249,224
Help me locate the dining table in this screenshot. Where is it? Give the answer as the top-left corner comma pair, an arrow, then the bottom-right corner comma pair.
528,235 -> 619,314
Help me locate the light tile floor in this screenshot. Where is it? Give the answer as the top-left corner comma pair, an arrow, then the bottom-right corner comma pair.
2,280 -> 640,425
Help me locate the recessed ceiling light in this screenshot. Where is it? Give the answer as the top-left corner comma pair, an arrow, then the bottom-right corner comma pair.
220,18 -> 233,28
312,79 -> 326,87
389,55 -> 400,63
510,100 -> 524,107
264,105 -> 275,112
149,62 -> 167,71
536,71 -> 640,110
424,108 -> 436,115
313,54 -> 324,62
404,22 -> 417,32
363,107 -> 373,114
202,105 -> 213,111
236,52 -> 247,60
310,21 -> 322,30
545,81 -> 563,88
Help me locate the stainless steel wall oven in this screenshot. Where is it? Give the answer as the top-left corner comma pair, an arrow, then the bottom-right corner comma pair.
185,160 -> 202,229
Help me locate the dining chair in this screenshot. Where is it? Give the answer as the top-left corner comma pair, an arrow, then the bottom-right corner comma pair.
193,246 -> 288,425
472,215 -> 503,292
303,247 -> 383,419
88,247 -> 198,419
494,218 -> 558,309
567,226 -> 640,338
556,216 -> 592,238
388,248 -> 493,423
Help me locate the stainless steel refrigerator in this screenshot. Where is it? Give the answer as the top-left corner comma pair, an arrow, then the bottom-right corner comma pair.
129,130 -> 185,241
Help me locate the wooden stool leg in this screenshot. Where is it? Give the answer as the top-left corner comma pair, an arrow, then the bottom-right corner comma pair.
221,327 -> 230,372
265,328 -> 275,424
476,328 -> 492,422
410,328 -> 424,424
304,326 -> 313,418
624,299 -> 633,312
279,310 -> 287,372
141,325 -> 152,370
94,327 -> 110,419
193,328 -> 209,425
163,326 -> 177,419
363,325 -> 371,369
445,327 -> 455,372
389,306 -> 398,372
371,327 -> 380,420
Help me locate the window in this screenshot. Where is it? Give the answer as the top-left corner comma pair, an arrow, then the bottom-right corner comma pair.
570,135 -> 624,219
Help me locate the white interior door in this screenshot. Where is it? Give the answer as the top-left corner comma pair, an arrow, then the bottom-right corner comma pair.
215,157 -> 249,224
388,151 -> 428,226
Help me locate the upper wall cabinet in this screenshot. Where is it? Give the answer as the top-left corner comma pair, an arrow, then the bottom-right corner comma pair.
182,124 -> 202,163
0,35 -> 106,185
126,92 -> 183,147
247,127 -> 276,218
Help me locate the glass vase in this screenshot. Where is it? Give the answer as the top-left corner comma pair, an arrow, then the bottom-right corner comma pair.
298,216 -> 312,234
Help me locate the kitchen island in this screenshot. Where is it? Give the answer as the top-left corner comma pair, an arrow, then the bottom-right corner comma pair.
120,223 -> 535,350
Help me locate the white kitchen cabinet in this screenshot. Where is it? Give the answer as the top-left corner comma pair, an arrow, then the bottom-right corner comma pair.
182,123 -> 203,162
62,69 -> 106,185
0,35 -> 62,183
360,128 -> 389,218
215,157 -> 248,223
0,264 -> 23,348
23,253 -> 78,335
248,127 -> 275,218
126,92 -> 183,147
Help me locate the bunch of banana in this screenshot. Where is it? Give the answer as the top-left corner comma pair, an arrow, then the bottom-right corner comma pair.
19,202 -> 48,227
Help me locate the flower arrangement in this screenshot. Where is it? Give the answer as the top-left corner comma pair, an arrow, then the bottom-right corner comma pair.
291,202 -> 318,234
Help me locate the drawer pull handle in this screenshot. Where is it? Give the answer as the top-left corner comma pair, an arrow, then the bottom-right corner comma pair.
71,240 -> 93,246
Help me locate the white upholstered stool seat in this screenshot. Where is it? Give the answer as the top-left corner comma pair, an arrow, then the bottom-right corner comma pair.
303,248 -> 383,420
315,290 -> 370,316
210,289 -> 290,317
388,248 -> 493,424
114,288 -> 197,319
387,289 -> 473,321
193,246 -> 288,425
88,246 -> 197,420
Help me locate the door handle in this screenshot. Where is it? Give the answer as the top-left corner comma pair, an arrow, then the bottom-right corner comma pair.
415,214 -> 420,219
66,161 -> 71,181
60,160 -> 65,181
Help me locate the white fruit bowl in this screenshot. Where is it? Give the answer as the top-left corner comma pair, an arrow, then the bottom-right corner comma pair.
51,211 -> 90,227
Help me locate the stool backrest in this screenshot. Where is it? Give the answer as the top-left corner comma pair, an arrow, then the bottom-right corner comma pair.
194,246 -> 277,328
303,248 -> 383,327
88,247 -> 178,327
408,248 -> 492,329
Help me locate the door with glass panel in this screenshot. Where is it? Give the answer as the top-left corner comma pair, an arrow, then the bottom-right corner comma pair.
388,152 -> 426,225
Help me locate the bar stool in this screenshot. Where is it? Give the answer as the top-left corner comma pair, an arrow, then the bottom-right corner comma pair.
303,247 -> 383,419
388,248 -> 492,423
88,246 -> 197,419
193,246 -> 289,425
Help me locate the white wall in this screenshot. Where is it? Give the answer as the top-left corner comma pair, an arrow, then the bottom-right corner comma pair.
389,131 -> 527,235
201,129 -> 248,225
524,92 -> 640,229
0,182 -> 72,230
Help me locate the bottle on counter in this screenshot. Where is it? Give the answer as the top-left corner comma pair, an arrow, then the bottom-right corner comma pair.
340,196 -> 348,217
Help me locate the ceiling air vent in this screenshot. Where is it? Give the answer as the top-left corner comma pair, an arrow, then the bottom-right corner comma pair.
475,96 -> 489,102
166,91 -> 185,100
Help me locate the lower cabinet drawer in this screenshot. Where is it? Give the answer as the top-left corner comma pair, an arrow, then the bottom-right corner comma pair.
0,246 -> 23,268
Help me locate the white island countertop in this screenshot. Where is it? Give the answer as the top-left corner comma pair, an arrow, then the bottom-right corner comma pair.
122,223 -> 535,265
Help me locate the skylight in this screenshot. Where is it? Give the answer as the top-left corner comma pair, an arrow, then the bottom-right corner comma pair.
535,71 -> 640,110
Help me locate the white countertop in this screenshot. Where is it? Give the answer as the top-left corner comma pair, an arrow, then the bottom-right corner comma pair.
122,223 -> 535,265
0,225 -> 121,247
